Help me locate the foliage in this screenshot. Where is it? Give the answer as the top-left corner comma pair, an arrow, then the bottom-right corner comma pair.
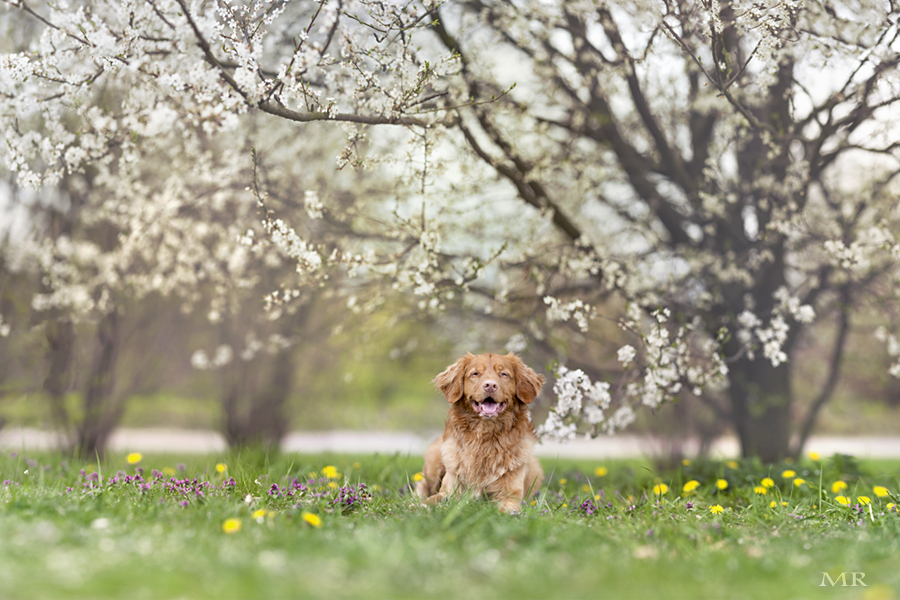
0,450 -> 898,599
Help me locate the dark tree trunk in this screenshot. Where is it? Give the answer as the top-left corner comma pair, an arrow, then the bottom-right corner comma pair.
222,349 -> 295,450
251,348 -> 294,447
75,310 -> 122,458
728,355 -> 793,462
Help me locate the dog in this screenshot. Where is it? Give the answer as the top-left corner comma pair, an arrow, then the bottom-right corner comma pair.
416,352 -> 546,513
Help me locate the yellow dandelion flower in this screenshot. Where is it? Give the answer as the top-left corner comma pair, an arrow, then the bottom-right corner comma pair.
857,496 -> 871,506
761,477 -> 775,488
327,481 -> 339,490
594,466 -> 608,477
716,479 -> 728,490
769,500 -> 777,508
754,486 -> 767,495
222,518 -> 242,534
162,467 -> 176,476
581,484 -> 591,493
793,478 -> 806,487
559,478 -> 567,485
683,480 -> 700,493
352,462 -> 361,469
412,472 -> 424,482
653,483 -> 669,495
887,502 -> 896,511
307,471 -> 318,479
594,494 -> 600,501
709,504 -> 724,515
216,463 -> 227,474
831,481 -> 848,493
781,470 -> 796,479
808,451 -> 821,461
302,512 -> 322,528
251,509 -> 273,521
726,460 -> 739,469
682,459 -> 691,466
562,503 -> 568,508
321,466 -> 339,479
873,486 -> 889,498
126,452 -> 142,465
835,496 -> 850,506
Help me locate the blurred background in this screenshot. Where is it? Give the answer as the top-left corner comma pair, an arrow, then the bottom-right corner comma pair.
1,1 -> 899,462
1,264 -> 898,456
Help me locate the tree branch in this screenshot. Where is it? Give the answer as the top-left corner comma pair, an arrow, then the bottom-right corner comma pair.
174,0 -> 429,128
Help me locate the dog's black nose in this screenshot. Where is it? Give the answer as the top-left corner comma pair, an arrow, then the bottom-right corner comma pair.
483,380 -> 499,394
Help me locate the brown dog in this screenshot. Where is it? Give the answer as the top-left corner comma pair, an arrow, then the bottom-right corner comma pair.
416,353 -> 546,513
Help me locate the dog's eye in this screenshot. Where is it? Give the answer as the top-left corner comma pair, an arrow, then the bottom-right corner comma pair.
500,372 -> 510,378
470,371 -> 479,378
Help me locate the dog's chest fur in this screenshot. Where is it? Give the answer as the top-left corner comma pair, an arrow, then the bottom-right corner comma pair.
446,404 -> 536,488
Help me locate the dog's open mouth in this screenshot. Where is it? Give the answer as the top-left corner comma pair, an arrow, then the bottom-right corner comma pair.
472,398 -> 507,418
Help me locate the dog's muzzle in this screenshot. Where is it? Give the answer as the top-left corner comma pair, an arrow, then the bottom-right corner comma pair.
472,398 -> 507,418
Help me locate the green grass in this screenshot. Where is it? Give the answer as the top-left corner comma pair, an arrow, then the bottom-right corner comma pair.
1,451 -> 898,600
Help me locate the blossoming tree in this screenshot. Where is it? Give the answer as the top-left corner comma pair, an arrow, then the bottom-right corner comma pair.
0,0 -> 452,456
430,0 -> 900,460
2,0 -> 899,462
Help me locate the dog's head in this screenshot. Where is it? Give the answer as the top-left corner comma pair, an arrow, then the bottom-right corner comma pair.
433,353 -> 545,419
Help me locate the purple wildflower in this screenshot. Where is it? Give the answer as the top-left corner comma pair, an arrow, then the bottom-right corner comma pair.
332,484 -> 372,511
579,498 -> 598,516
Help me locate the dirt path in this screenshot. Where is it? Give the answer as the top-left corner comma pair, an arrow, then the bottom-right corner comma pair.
2,427 -> 899,459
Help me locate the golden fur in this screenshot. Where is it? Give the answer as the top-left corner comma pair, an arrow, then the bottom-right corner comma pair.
416,352 -> 546,513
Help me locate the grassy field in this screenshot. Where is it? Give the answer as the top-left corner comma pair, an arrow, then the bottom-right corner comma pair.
0,450 -> 898,600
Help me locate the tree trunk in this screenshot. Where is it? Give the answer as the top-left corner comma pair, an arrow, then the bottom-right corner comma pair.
75,310 -> 121,458
43,319 -> 75,447
222,349 -> 294,450
250,348 -> 294,449
728,355 -> 793,462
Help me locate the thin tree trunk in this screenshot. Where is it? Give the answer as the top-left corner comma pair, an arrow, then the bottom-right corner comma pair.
792,290 -> 851,457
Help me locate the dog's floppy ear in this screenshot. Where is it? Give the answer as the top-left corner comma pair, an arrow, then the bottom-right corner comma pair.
433,354 -> 472,404
508,353 -> 545,404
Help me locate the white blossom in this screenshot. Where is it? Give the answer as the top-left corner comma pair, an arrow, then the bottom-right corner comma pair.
616,344 -> 637,366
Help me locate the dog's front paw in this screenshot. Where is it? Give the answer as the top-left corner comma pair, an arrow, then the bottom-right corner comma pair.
424,493 -> 444,506
499,499 -> 522,514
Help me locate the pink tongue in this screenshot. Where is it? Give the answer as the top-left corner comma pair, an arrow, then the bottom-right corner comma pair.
481,402 -> 499,415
